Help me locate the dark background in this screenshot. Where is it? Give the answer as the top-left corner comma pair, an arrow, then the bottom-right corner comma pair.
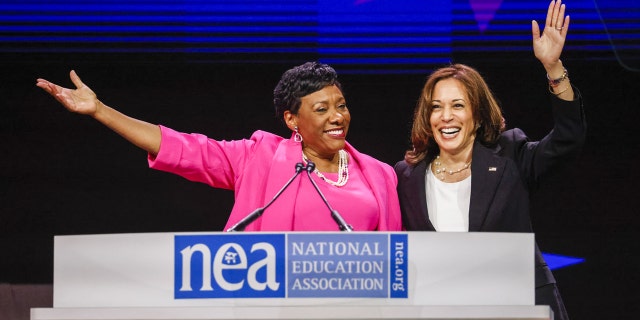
1,0 -> 640,317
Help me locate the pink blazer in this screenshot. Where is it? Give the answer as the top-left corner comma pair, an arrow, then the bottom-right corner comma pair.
149,126 -> 402,231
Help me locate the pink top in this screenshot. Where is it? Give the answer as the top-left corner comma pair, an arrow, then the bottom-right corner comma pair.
148,126 -> 402,231
291,156 -> 379,231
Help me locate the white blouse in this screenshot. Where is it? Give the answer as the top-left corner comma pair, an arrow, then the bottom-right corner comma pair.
425,166 -> 471,232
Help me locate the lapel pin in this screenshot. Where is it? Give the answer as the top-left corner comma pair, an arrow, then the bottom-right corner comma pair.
488,167 -> 497,171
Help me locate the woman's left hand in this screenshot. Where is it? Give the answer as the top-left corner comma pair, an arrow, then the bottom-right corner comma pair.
532,0 -> 570,70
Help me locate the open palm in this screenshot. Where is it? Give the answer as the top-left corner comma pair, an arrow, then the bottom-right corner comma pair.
36,70 -> 99,116
532,0 -> 570,68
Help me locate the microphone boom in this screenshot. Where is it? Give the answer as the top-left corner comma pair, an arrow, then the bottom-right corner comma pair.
226,163 -> 305,232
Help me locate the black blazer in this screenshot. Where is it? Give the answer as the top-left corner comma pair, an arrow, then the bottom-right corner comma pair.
395,90 -> 586,288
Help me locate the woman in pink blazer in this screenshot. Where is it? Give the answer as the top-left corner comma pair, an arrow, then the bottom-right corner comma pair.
37,62 -> 402,232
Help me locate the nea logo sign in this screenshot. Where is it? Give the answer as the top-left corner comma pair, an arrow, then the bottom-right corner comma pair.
174,234 -> 286,298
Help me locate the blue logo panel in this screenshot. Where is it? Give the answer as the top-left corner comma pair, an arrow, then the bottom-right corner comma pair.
175,234 -> 286,298
174,233 -> 409,299
389,233 -> 408,298
287,233 -> 389,298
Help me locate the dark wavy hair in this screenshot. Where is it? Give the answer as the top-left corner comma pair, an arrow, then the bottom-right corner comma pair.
273,62 -> 342,122
405,64 -> 506,165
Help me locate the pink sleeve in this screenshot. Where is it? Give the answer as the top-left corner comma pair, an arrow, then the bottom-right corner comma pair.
147,126 -> 254,190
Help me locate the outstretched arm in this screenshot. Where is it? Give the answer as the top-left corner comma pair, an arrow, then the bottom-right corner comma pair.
532,0 -> 574,101
36,70 -> 162,156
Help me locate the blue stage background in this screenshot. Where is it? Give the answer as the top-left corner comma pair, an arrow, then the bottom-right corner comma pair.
1,0 -> 638,71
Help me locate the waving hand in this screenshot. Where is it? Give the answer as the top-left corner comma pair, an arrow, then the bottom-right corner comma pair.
531,0 -> 573,100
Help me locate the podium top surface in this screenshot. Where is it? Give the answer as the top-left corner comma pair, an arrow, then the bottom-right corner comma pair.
32,305 -> 552,320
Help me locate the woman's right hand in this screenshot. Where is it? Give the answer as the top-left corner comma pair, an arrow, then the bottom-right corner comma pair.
37,70 -> 162,155
36,70 -> 101,117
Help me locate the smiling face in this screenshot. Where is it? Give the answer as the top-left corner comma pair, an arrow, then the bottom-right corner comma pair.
429,78 -> 477,157
285,84 -> 350,159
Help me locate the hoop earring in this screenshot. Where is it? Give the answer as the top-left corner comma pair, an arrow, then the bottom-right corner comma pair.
294,126 -> 303,142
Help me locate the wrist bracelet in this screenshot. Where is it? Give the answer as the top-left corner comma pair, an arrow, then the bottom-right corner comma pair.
547,68 -> 568,87
549,82 -> 571,95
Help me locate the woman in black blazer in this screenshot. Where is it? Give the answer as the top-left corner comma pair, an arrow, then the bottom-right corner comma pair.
394,1 -> 585,319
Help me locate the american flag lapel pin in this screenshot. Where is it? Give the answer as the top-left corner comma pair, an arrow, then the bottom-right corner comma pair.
488,167 -> 497,172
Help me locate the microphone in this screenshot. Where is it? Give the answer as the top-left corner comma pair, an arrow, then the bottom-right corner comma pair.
226,163 -> 305,232
304,161 -> 354,232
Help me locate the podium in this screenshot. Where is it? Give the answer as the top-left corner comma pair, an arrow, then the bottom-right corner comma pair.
31,232 -> 552,319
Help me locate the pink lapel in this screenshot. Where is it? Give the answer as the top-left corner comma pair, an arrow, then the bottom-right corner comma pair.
249,134 -> 303,231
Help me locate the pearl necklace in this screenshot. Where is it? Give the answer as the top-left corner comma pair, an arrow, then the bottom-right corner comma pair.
302,149 -> 349,187
432,155 -> 471,182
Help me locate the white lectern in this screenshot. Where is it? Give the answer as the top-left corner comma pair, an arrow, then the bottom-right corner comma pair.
31,232 -> 552,319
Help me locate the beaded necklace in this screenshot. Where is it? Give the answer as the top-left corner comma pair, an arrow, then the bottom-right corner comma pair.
432,155 -> 471,182
302,149 -> 349,187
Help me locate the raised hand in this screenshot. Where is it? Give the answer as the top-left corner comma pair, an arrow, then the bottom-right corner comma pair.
36,70 -> 101,116
37,70 -> 162,154
532,0 -> 570,69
